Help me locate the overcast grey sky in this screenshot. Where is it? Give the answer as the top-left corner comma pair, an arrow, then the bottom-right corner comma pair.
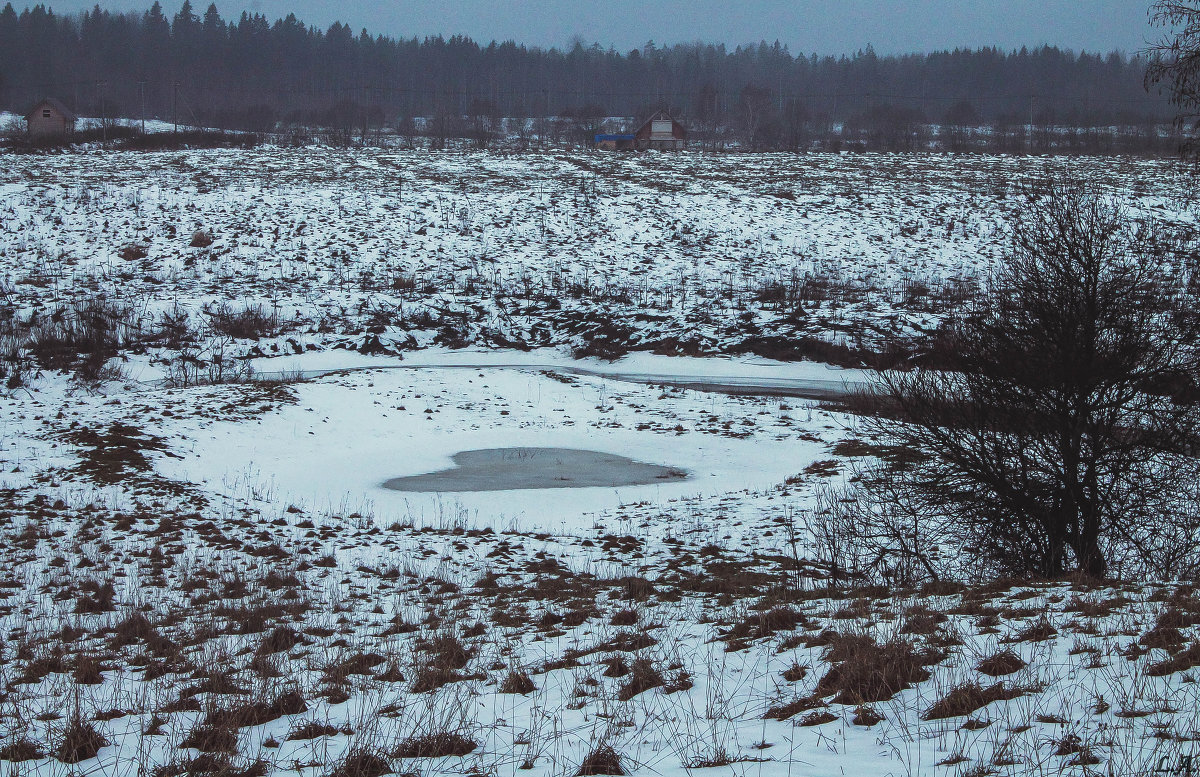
43,0 -> 1156,56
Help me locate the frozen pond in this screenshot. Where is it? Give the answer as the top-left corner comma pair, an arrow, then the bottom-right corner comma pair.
383,447 -> 688,492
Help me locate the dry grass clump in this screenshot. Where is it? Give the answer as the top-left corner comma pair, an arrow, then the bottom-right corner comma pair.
111,611 -> 176,654
686,747 -> 752,768
205,302 -> 278,340
0,737 -> 45,761
392,732 -> 477,758
179,722 -> 238,753
499,669 -> 537,694
56,715 -> 109,763
922,681 -> 1021,720
1055,734 -> 1100,765
72,654 -> 104,684
799,710 -> 838,726
1008,616 -> 1057,643
724,606 -> 811,647
204,691 -> 306,730
328,749 -> 391,777
617,658 -> 665,700
609,609 -> 638,626
411,633 -> 477,692
577,744 -> 624,776
257,626 -> 303,655
900,606 -> 948,634
1147,642 -> 1200,677
781,662 -> 807,682
852,705 -> 884,726
764,694 -> 826,720
286,721 -> 343,741
813,634 -> 934,703
976,649 -> 1026,676
190,230 -> 214,248
1140,608 -> 1194,650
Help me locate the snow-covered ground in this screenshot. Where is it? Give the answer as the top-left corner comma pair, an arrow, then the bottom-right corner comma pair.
0,149 -> 1198,777
2,149 -> 1195,365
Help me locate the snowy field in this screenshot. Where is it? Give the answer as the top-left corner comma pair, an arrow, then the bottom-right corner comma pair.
0,150 -> 1198,776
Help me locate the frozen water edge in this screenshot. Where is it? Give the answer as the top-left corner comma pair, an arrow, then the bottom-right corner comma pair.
249,348 -> 869,400
381,447 -> 688,492
158,359 -> 831,533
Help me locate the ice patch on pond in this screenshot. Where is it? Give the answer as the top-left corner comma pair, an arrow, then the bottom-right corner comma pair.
383,447 -> 688,492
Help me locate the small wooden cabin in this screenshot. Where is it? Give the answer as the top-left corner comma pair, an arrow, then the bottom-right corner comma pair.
25,98 -> 76,140
633,111 -> 686,150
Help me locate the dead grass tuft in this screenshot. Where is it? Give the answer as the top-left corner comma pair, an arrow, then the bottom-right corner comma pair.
922,682 -> 1021,720
180,722 -> 238,754
976,649 -> 1026,677
764,694 -> 826,720
1147,642 -> 1200,677
499,669 -> 537,694
328,749 -> 392,777
617,658 -> 665,700
56,716 -> 109,763
852,705 -> 884,726
0,737 -> 45,761
814,635 -> 933,703
392,732 -> 477,758
577,744 -> 624,776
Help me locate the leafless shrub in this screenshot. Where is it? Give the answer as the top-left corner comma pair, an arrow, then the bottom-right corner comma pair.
205,302 -> 278,340
28,296 -> 139,382
850,183 -> 1200,581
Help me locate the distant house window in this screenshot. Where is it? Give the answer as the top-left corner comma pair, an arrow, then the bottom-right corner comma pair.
42,109 -> 51,118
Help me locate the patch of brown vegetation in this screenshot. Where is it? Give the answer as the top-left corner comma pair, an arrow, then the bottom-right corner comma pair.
328,749 -> 392,777
976,650 -> 1026,677
617,658 -> 665,700
180,723 -> 238,754
577,745 -> 624,776
724,606 -> 813,648
852,705 -> 883,726
499,670 -> 537,694
57,716 -> 109,763
814,635 -> 935,704
764,695 -> 826,720
392,732 -> 477,758
0,737 -> 45,761
922,682 -> 1021,720
1147,643 -> 1200,677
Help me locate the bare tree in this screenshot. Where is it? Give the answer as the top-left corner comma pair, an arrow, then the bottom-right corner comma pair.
1147,2 -> 1200,157
737,85 -> 774,151
850,182 -> 1200,581
562,104 -> 608,148
467,98 -> 501,149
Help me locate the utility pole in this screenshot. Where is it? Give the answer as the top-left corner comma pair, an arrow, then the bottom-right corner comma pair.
173,81 -> 179,134
139,80 -> 146,134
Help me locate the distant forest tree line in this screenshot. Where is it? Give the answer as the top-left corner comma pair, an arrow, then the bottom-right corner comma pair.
0,1 -> 1182,152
